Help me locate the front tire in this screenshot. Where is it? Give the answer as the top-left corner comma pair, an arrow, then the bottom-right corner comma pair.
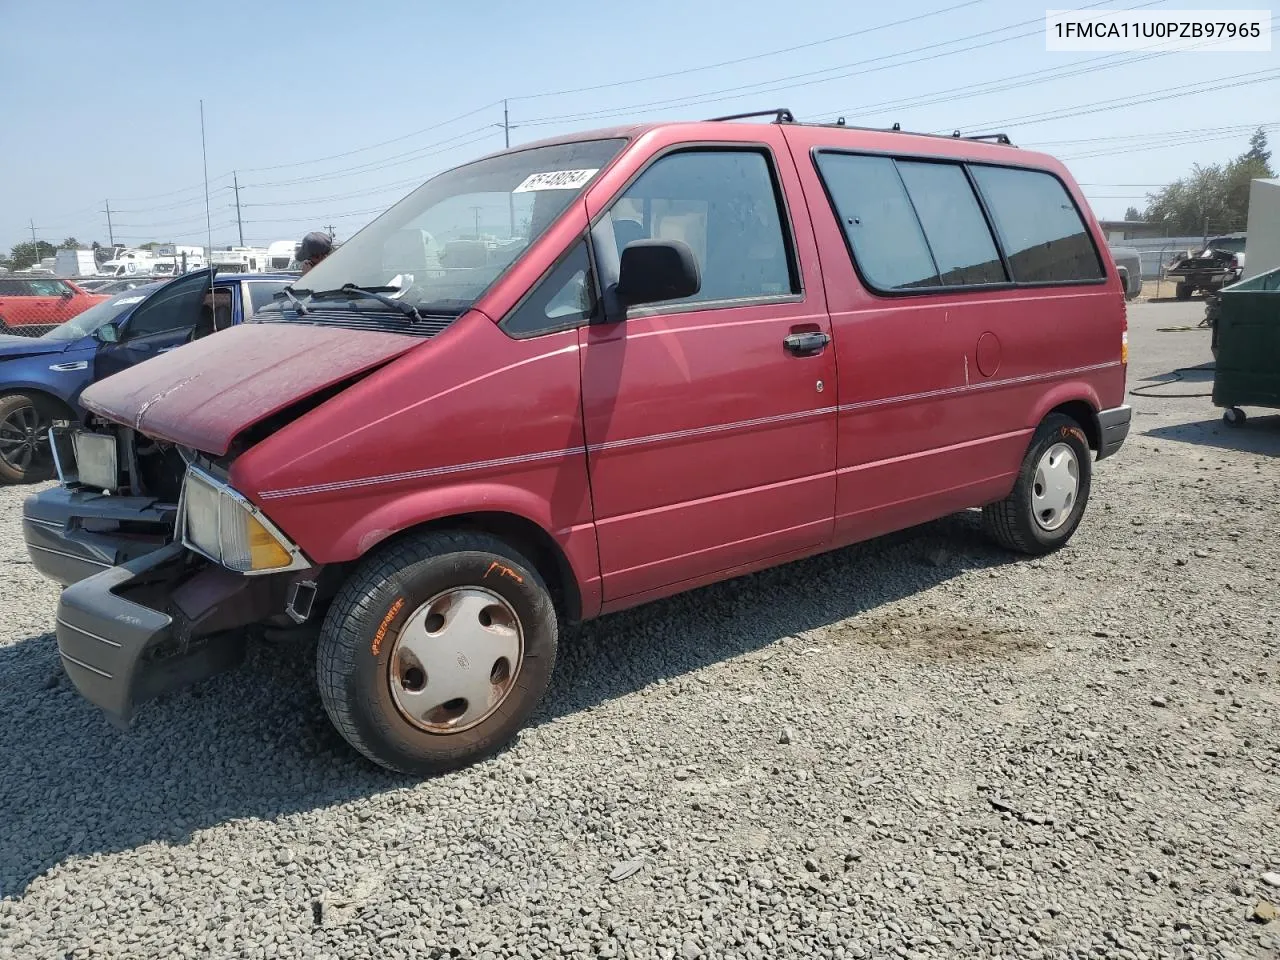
316,530 -> 558,775
982,413 -> 1093,556
0,393 -> 55,484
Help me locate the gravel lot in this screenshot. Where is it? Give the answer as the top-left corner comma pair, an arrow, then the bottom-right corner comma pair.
1,299 -> 1277,960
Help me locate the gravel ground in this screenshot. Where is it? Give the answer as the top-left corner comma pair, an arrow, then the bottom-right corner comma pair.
1,299 -> 1277,960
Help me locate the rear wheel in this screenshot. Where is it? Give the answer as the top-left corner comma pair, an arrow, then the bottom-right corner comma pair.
1175,282 -> 1192,301
982,413 -> 1093,556
0,394 -> 55,484
316,530 -> 558,775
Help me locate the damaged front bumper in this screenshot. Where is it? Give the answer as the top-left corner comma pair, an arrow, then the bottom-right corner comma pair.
55,542 -> 318,723
24,486 -> 177,587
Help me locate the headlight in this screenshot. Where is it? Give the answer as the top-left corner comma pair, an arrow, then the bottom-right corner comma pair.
71,430 -> 118,491
181,467 -> 307,574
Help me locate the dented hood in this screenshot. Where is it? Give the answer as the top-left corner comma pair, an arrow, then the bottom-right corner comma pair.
80,322 -> 420,454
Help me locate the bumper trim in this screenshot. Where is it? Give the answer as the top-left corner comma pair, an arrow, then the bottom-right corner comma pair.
60,651 -> 113,679
56,616 -> 123,648
1097,404 -> 1132,460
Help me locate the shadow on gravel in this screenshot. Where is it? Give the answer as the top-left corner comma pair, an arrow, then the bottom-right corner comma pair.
0,512 -> 1015,897
1146,412 -> 1280,458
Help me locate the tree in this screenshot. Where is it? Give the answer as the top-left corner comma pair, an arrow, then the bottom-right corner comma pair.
1138,130 -> 1275,235
59,237 -> 82,250
1243,126 -> 1271,168
1124,206 -> 1142,221
6,240 -> 58,270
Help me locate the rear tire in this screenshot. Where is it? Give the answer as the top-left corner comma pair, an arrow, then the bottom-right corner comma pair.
1175,282 -> 1192,301
0,393 -> 55,484
316,530 -> 558,775
982,413 -> 1093,556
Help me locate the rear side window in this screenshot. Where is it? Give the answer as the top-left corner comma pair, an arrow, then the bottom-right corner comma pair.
0,280 -> 28,296
814,154 -> 939,290
970,165 -> 1104,283
895,161 -> 1006,286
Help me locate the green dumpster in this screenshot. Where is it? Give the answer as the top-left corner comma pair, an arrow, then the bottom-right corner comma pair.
1211,265 -> 1280,426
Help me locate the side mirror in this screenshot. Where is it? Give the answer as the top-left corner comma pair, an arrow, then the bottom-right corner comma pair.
61,289 -> 74,299
614,239 -> 700,309
94,324 -> 120,344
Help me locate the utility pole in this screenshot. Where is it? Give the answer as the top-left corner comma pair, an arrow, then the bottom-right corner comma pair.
104,199 -> 115,247
29,219 -> 37,246
471,206 -> 483,239
503,100 -> 516,238
232,171 -> 244,247
324,224 -> 335,241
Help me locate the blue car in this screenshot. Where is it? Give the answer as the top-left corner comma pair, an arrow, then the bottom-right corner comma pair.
0,269 -> 294,483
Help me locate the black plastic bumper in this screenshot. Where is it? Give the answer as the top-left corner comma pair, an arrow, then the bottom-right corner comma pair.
55,543 -> 246,723
23,486 -> 176,587
1097,404 -> 1132,460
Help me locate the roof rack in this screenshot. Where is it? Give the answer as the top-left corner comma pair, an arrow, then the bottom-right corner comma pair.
707,108 -> 795,124
704,108 -> 1015,146
821,118 -> 1015,146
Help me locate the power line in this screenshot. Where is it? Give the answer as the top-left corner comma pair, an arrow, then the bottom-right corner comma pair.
949,67 -> 1280,132
509,0 -> 985,101
515,0 -> 1137,128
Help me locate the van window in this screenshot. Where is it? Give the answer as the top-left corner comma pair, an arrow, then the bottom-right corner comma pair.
895,161 -> 1007,286
502,241 -> 596,337
600,149 -> 798,306
969,165 -> 1104,283
815,153 -> 939,290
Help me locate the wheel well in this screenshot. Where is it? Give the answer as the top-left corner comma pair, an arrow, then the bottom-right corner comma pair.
1049,400 -> 1100,451
413,511 -> 582,625
8,389 -> 76,424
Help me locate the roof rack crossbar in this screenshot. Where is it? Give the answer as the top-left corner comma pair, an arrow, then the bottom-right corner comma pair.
707,108 -> 795,124
963,132 -> 1014,145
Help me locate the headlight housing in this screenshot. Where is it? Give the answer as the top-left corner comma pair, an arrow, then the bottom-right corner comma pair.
180,467 -> 309,574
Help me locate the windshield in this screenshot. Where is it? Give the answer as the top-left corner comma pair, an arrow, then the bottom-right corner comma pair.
272,138 -> 625,318
40,287 -> 156,341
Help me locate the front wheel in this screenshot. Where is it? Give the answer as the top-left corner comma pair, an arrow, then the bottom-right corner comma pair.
0,394 -> 55,484
982,413 -> 1093,556
316,530 -> 558,775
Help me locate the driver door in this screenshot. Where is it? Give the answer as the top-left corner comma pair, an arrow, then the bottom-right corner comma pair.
94,270 -> 213,382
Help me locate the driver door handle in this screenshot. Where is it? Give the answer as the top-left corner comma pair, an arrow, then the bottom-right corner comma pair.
783,331 -> 830,356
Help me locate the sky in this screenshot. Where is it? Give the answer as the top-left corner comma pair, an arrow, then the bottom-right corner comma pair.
1,0 -> 1276,254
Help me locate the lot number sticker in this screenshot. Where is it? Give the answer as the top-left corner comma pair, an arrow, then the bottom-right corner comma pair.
512,169 -> 599,193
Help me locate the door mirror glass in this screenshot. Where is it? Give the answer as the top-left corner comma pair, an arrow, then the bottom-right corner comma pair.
615,239 -> 700,308
94,323 -> 120,344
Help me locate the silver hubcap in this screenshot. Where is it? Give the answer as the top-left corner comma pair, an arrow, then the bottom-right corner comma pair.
388,586 -> 523,734
1032,442 -> 1079,532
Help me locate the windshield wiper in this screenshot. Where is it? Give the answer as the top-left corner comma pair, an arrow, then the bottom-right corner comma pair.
274,286 -> 309,315
308,284 -> 423,322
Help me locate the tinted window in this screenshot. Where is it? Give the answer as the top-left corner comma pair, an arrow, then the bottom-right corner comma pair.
125,273 -> 210,338
245,281 -> 289,317
970,165 -> 1103,282
896,161 -> 1006,286
602,150 -> 797,306
0,280 -> 28,296
503,241 -> 596,337
815,153 -> 939,290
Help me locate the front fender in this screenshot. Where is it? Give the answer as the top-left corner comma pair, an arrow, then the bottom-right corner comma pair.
281,480 -> 602,618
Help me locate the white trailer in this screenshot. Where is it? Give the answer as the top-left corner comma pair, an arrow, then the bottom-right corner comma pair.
55,249 -> 99,277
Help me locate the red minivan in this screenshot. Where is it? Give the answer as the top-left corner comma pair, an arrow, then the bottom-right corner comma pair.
25,112 -> 1131,774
